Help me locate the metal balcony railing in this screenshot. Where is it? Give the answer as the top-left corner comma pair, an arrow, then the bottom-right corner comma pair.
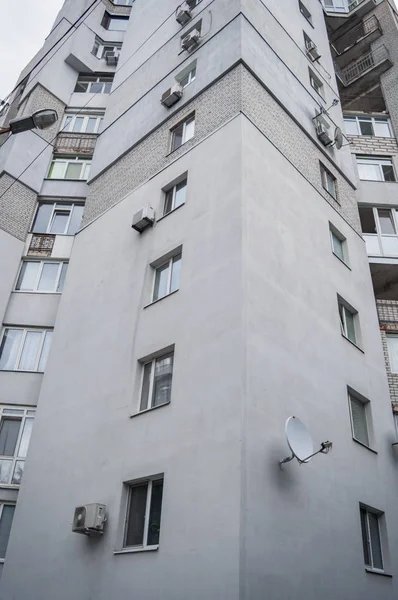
28,234 -> 55,256
333,15 -> 381,54
54,133 -> 97,155
336,45 -> 390,85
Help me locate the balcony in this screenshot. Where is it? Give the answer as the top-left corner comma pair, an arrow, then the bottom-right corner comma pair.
27,234 -> 55,257
323,0 -> 378,31
332,16 -> 382,68
54,133 -> 97,155
336,45 -> 392,104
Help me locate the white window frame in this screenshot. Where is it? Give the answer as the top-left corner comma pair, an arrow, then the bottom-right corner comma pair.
0,328 -> 52,373
329,224 -> 347,264
171,115 -> 195,151
386,334 -> 398,373
0,406 -> 36,488
123,477 -> 163,550
163,178 -> 187,215
179,67 -> 196,89
15,261 -> 67,294
348,392 -> 371,447
74,75 -> 113,94
0,503 -> 15,563
338,301 -> 358,345
356,156 -> 396,182
92,38 -> 122,60
359,205 -> 398,257
321,164 -> 337,199
152,254 -> 182,302
343,115 -> 391,138
139,352 -> 174,412
31,202 -> 84,235
47,156 -> 91,180
113,0 -> 134,4
309,69 -> 324,98
61,114 -> 103,134
360,506 -> 385,572
299,0 -> 313,23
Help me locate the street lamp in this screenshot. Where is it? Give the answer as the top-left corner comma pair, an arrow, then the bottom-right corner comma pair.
0,109 -> 58,135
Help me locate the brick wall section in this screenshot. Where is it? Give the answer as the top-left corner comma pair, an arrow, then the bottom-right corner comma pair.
377,299 -> 398,411
347,134 -> 398,155
20,85 -> 66,144
85,65 -> 360,232
0,174 -> 37,241
102,0 -> 131,16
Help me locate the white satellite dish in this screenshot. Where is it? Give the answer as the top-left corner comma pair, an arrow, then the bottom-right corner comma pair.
286,416 -> 314,463
334,126 -> 343,150
279,416 -> 333,469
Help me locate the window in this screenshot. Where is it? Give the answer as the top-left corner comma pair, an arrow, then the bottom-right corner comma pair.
309,69 -> 324,98
74,74 -> 113,94
349,392 -> 370,447
320,163 -> 337,199
101,12 -> 129,31
359,206 -> 398,257
0,407 -> 35,487
178,66 -> 196,89
92,38 -> 122,60
299,0 -> 313,24
163,178 -> 187,215
31,202 -> 84,235
329,224 -> 347,263
124,477 -> 164,549
62,113 -> 103,134
171,114 -> 195,151
360,506 -> 384,571
386,334 -> 398,373
113,0 -> 134,5
0,328 -> 52,372
48,156 -> 91,180
343,115 -> 391,138
15,261 -> 68,293
140,352 -> 174,412
0,504 -> 15,561
356,156 -> 396,182
152,254 -> 182,301
338,299 -> 358,345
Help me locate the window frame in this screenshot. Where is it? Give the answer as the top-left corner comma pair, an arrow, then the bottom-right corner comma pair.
299,0 -> 313,25
348,390 -> 372,449
15,260 -> 68,294
356,156 -> 396,182
359,205 -> 398,257
338,296 -> 360,348
309,69 -> 324,98
139,351 -> 174,412
329,223 -> 348,265
0,406 -> 36,488
152,254 -> 182,302
123,476 -> 164,551
170,114 -> 195,151
320,163 -> 337,199
74,74 -> 114,94
386,334 -> 398,373
179,67 -> 196,89
0,503 -> 15,562
47,156 -> 92,181
61,113 -> 103,134
360,506 -> 385,572
0,327 -> 53,373
343,115 -> 392,138
163,177 -> 187,216
31,201 -> 84,236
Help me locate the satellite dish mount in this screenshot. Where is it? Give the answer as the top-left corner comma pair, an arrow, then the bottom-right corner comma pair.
279,416 -> 332,469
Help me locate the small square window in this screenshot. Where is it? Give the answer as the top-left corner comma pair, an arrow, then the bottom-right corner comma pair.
124,477 -> 164,549
299,0 -> 312,24
320,164 -> 337,199
140,351 -> 174,411
163,178 -> 187,216
338,298 -> 359,345
152,254 -> 182,302
348,391 -> 370,447
329,224 -> 347,263
360,506 -> 385,571
171,114 -> 195,151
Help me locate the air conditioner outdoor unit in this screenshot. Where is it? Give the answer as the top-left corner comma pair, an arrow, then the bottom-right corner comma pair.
176,7 -> 192,25
306,41 -> 321,62
161,84 -> 183,108
72,504 -> 106,536
104,51 -> 119,66
181,29 -> 200,51
316,122 -> 333,146
132,205 -> 155,233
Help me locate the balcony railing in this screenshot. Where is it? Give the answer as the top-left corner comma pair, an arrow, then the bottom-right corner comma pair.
28,234 -> 55,256
333,15 -> 381,55
54,133 -> 97,155
336,45 -> 390,85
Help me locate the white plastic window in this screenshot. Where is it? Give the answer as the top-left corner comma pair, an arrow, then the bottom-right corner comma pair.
0,328 -> 53,372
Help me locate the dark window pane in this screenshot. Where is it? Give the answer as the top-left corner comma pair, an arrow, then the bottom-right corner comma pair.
140,362 -> 152,411
171,124 -> 184,151
125,483 -> 147,547
0,505 -> 15,559
359,207 -> 376,234
152,354 -> 173,407
74,81 -> 89,93
0,419 -> 21,457
147,479 -> 163,546
360,508 -> 371,566
32,204 -> 53,233
164,189 -> 174,215
378,209 -> 396,234
382,164 -> 396,182
67,205 -> 84,235
359,120 -> 374,136
368,512 -> 383,569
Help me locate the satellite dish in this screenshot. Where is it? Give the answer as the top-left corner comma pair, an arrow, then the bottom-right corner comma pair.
334,126 -> 343,150
285,416 -> 314,463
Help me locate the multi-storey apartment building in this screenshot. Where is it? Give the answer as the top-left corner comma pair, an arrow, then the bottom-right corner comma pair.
0,0 -> 398,598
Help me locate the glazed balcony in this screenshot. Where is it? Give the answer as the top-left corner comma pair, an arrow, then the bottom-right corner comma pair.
332,16 -> 382,68
323,0 -> 378,31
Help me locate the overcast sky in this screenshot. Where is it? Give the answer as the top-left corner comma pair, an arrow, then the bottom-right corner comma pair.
0,0 -> 64,100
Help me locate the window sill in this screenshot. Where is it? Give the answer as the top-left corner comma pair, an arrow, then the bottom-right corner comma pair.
156,203 -> 185,223
166,138 -> 195,157
13,291 -> 62,295
0,370 -> 44,374
44,178 -> 88,182
332,252 -> 351,270
28,232 -> 73,237
359,179 -> 397,184
365,568 -> 392,578
114,546 -> 159,556
352,438 -> 377,454
130,402 -> 170,419
143,289 -> 179,309
341,334 -> 364,353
